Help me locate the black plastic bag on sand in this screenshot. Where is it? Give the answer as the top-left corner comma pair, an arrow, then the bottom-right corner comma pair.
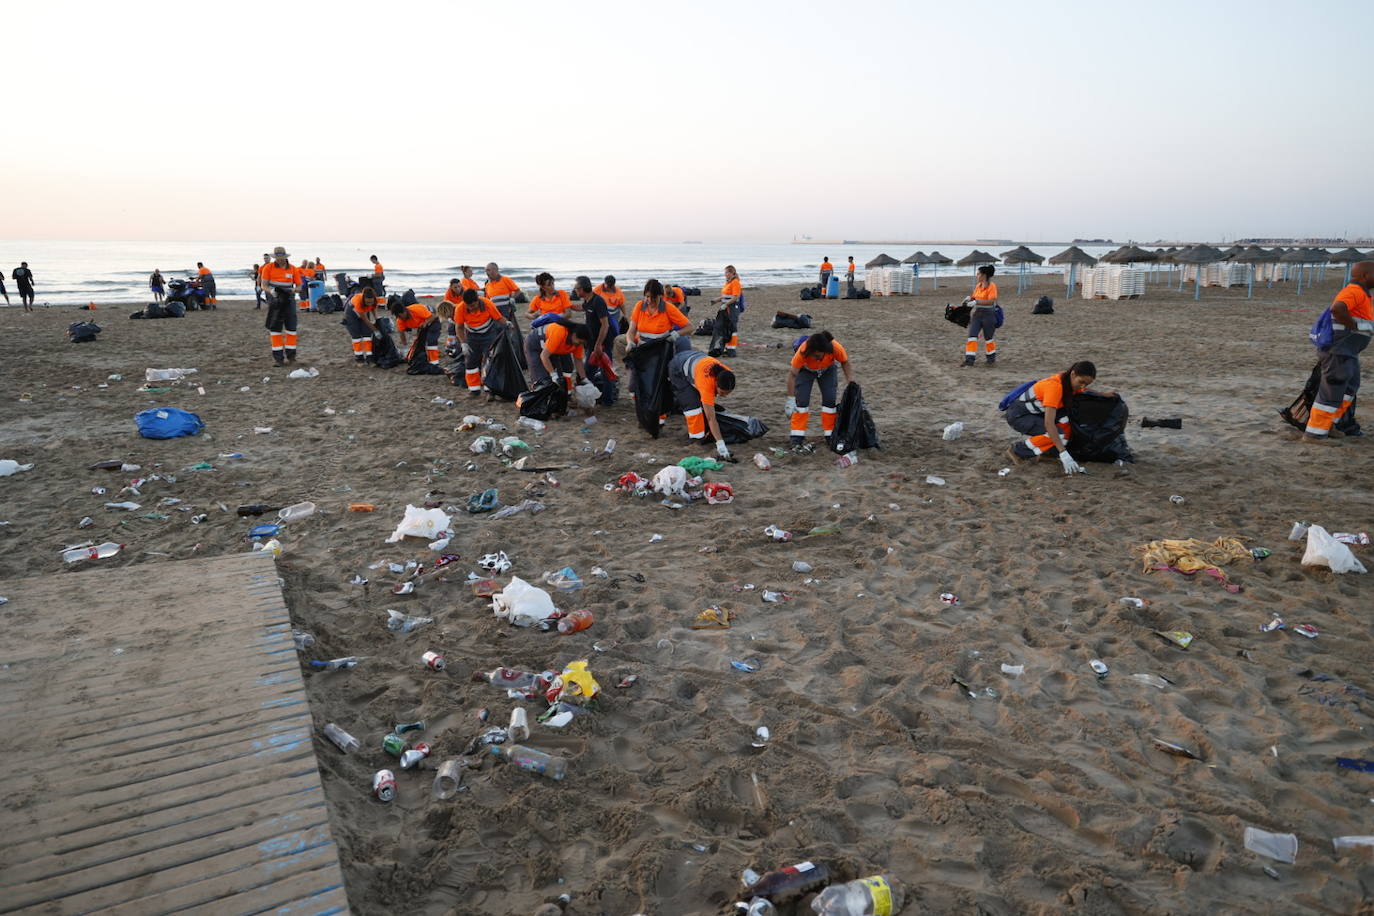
944,303 -> 971,328
67,321 -> 101,343
405,338 -> 445,375
1279,362 -> 1360,435
516,379 -> 569,421
715,412 -> 768,444
830,382 -> 879,454
693,318 -> 715,337
1068,392 -> 1134,463
624,337 -> 675,437
482,325 -> 527,401
371,317 -> 404,369
709,305 -> 735,357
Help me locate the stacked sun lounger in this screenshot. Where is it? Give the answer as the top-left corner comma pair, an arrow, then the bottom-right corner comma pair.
866,268 -> 914,296
1079,266 -> 1144,299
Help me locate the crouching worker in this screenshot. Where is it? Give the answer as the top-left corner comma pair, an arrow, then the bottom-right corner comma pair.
345,287 -> 381,363
450,290 -> 509,394
669,349 -> 736,460
1005,361 -> 1096,475
391,298 -> 441,365
787,331 -> 854,447
1303,260 -> 1374,443
527,318 -> 592,391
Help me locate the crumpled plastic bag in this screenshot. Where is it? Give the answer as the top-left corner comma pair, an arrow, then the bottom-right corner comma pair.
652,465 -> 687,498
0,460 -> 35,477
385,505 -> 452,543
573,380 -> 600,409
1302,524 -> 1367,574
704,482 -> 734,504
288,367 -> 320,379
491,576 -> 557,627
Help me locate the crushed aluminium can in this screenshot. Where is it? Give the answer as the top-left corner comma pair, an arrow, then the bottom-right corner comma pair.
421,651 -> 445,670
1293,624 -> 1319,638
382,733 -> 408,757
372,769 -> 396,802
1260,617 -> 1286,633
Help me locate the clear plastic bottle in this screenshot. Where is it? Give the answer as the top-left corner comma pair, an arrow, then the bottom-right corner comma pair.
62,542 -> 122,563
145,367 -> 198,381
490,744 -> 567,780
543,567 -> 584,590
517,416 -> 547,431
309,656 -> 361,671
277,501 -> 317,522
322,722 -> 360,752
753,453 -> 772,470
835,453 -> 859,469
810,875 -> 904,915
386,609 -> 434,632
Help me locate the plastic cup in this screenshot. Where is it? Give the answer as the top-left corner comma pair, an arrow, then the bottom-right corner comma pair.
432,759 -> 464,800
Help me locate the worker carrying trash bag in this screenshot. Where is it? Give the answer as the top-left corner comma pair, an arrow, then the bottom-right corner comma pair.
1003,361 -> 1098,474
1301,259 -> 1374,443
668,349 -> 737,459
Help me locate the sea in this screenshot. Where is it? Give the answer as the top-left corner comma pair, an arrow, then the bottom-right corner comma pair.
0,240 -> 1121,307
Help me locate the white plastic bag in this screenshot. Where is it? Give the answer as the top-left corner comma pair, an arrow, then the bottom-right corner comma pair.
573,380 -> 599,409
1243,826 -> 1297,864
491,576 -> 557,627
942,422 -> 964,441
385,505 -> 453,543
0,460 -> 35,477
288,367 -> 320,379
652,465 -> 688,498
1302,524 -> 1367,574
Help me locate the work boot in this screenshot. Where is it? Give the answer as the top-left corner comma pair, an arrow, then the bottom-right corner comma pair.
1007,444 -> 1037,464
285,350 -> 297,363
961,356 -> 975,367
1301,434 -> 1342,446
986,354 -> 997,366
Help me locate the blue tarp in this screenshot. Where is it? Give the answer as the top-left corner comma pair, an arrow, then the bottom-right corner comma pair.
135,408 -> 204,439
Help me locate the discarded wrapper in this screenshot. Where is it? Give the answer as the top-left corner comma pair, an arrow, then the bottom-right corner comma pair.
1154,630 -> 1194,649
1089,659 -> 1109,679
1260,616 -> 1286,633
1151,737 -> 1202,760
1293,624 -> 1318,638
692,606 -> 736,629
939,592 -> 959,605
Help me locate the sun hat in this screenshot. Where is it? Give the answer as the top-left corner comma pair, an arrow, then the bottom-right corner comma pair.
272,245 -> 289,259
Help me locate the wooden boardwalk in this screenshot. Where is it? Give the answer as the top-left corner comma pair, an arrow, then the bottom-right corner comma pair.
0,551 -> 350,915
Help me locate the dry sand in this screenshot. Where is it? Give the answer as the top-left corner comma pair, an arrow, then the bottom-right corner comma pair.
1,275 -> 1372,915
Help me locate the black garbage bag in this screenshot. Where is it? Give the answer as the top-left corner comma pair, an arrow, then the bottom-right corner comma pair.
709,305 -> 735,357
1032,295 -> 1055,315
405,338 -> 446,375
67,321 -> 101,343
715,411 -> 768,444
165,300 -> 185,317
482,325 -> 528,400
143,301 -> 168,319
371,317 -> 404,369
1279,362 -> 1360,435
771,311 -> 813,330
800,287 -> 814,301
944,303 -> 971,327
857,289 -> 871,299
517,378 -> 569,421
1067,392 -> 1133,463
693,318 -> 715,337
830,382 -> 880,454
624,337 -> 675,437
401,289 -> 418,307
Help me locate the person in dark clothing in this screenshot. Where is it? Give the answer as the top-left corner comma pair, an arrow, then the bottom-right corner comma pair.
572,275 -> 611,360
0,273 -> 8,306
13,262 -> 35,311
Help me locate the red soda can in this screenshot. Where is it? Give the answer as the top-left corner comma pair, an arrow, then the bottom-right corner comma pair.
422,651 -> 445,670
372,769 -> 396,802
939,593 -> 960,605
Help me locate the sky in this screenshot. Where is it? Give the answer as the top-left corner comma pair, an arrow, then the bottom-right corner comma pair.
3,0 -> 1370,243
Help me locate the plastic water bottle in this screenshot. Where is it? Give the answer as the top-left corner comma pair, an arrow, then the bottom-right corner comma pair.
277,501 -> 316,522
386,609 -> 434,633
310,656 -> 361,671
322,722 -> 360,752
145,367 -> 198,381
62,542 -> 122,563
810,875 -> 904,915
517,417 -> 546,431
753,453 -> 771,470
942,421 -> 965,441
557,609 -> 594,634
743,861 -> 832,903
490,744 -> 567,780
544,567 -> 583,590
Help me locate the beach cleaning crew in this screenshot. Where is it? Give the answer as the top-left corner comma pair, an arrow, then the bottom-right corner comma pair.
1004,361 -> 1096,474
1303,259 -> 1374,443
485,262 -> 522,322
369,255 -> 385,296
819,257 -> 834,296
260,247 -> 302,364
453,288 -> 509,394
526,318 -> 593,390
459,265 -> 481,294
572,276 -> 612,360
528,272 -> 575,319
345,287 -> 381,363
0,272 -> 8,306
787,331 -> 854,446
390,299 -> 441,365
196,262 -> 217,307
597,275 -> 628,361
668,349 -> 736,459
441,278 -> 466,353
297,259 -> 316,310
255,253 -> 269,309
846,256 -> 856,293
963,264 -> 999,366
626,279 -> 691,399
663,282 -> 687,314
710,264 -> 744,356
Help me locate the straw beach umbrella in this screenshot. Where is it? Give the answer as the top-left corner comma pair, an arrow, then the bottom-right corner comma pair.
1047,246 -> 1098,298
1173,245 -> 1223,300
1280,247 -> 1317,294
864,254 -> 901,268
1230,245 -> 1277,298
925,251 -> 953,289
1328,247 -> 1364,286
901,251 -> 927,292
999,246 -> 1043,293
956,250 -> 999,268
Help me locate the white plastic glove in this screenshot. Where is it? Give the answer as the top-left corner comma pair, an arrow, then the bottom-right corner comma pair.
460,343 -> 473,359
669,329 -> 680,341
1058,451 -> 1084,475
715,439 -> 731,460
785,396 -> 797,415
549,370 -> 563,384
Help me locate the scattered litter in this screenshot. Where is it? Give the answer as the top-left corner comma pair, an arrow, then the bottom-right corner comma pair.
752,453 -> 771,470
692,606 -> 735,629
1289,521 -> 1310,541
1293,624 -> 1319,638
1336,757 -> 1374,772
104,501 -> 141,511
997,467 -> 1011,477
925,475 -> 945,486
1130,673 -> 1171,689
254,426 -> 273,434
489,499 -> 544,520
386,609 -> 434,633
704,482 -> 734,504
543,567 -> 584,591
288,367 -> 320,379
751,726 -> 771,748
761,590 -> 790,603
1260,616 -> 1286,633
1333,836 -> 1374,852
791,561 -> 813,573
942,422 -> 964,441
386,505 -> 452,543
763,525 -> 792,542
649,533 -> 663,543
1333,531 -> 1370,546
1302,525 -> 1367,574
616,674 -> 638,688
1119,596 -> 1149,608
1243,827 -> 1297,864
1169,494 -> 1185,504
1154,630 -> 1194,649
1000,664 -> 1024,677
939,592 -> 959,605
731,658 -> 761,673
0,460 -> 35,476
479,551 -> 512,573
1250,547 -> 1272,559
1151,737 -> 1202,760
252,538 -> 283,557
491,577 -> 558,627
1089,659 -> 1109,679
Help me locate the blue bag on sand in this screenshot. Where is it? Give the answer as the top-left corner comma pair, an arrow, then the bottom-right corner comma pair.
998,380 -> 1036,412
1309,308 -> 1333,349
135,408 -> 204,439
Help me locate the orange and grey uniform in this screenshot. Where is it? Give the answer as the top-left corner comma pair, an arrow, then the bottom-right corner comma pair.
197,266 -> 217,304
627,299 -> 691,395
663,285 -> 686,313
397,303 -> 441,364
721,277 -> 744,349
525,321 -> 583,390
595,284 -> 626,334
966,281 -> 998,359
346,292 -> 379,357
1306,283 -> 1373,438
372,261 -> 385,295
486,275 -> 521,322
669,350 -> 729,439
790,341 -> 848,438
819,261 -> 833,292
529,289 -> 573,318
1006,374 -> 1078,456
260,262 -> 302,361
297,266 -> 317,308
459,297 -> 506,391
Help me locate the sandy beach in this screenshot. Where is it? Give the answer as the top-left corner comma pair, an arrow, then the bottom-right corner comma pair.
1,275 -> 1371,915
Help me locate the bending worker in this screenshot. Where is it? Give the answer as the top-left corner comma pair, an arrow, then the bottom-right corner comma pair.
962,264 -> 999,366
527,318 -> 594,390
452,289 -> 510,394
1004,361 -> 1097,474
1304,259 -> 1374,442
391,298 -> 442,366
260,246 -> 302,364
786,330 -> 854,447
668,349 -> 736,460
345,287 -> 382,363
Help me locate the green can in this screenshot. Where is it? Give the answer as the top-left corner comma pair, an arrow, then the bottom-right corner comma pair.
382,733 -> 408,757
